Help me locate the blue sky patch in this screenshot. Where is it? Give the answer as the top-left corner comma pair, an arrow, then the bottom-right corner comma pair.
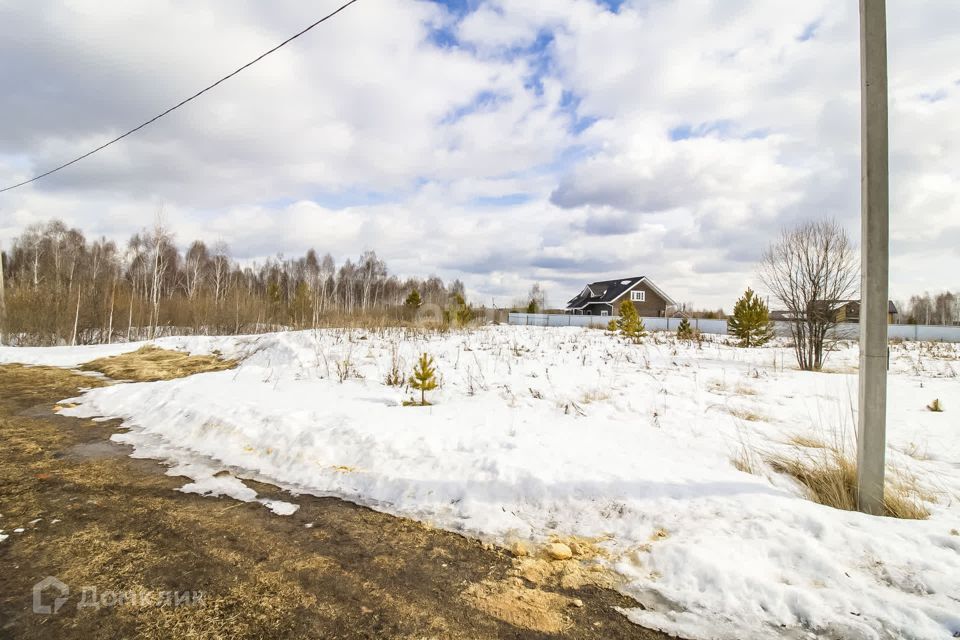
919,88 -> 949,103
797,19 -> 821,42
471,193 -> 533,207
670,120 -> 735,141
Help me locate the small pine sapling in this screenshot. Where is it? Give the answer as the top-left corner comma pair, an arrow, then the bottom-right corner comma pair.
617,299 -> 646,343
607,319 -> 617,332
727,287 -> 774,347
677,317 -> 694,340
406,352 -> 438,406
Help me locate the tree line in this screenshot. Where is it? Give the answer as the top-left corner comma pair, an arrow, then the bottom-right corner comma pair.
0,219 -> 470,346
900,291 -> 958,326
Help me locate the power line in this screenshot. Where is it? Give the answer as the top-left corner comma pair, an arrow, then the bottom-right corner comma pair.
0,0 -> 361,194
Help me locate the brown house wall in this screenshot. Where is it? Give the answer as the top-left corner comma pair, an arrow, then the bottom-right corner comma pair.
614,285 -> 668,317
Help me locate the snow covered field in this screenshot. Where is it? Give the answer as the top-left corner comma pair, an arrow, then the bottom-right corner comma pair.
2,327 -> 959,640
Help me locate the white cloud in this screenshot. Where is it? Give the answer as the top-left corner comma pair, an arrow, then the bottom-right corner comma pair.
0,0 -> 958,309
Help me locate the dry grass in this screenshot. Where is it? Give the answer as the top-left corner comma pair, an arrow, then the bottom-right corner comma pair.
0,364 -> 107,413
927,398 -> 944,412
899,442 -> 931,461
80,345 -> 238,381
707,379 -> 728,394
788,434 -> 829,449
579,389 -> 610,404
731,446 -> 760,474
767,446 -> 932,520
727,406 -> 767,422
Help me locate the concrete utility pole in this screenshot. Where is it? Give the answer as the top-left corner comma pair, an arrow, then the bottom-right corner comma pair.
0,241 -> 6,345
857,0 -> 889,515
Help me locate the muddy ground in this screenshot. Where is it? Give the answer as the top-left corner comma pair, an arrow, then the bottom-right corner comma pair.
0,364 -> 682,639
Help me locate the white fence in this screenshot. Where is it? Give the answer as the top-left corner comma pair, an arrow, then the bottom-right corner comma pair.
508,313 -> 729,334
507,313 -> 960,343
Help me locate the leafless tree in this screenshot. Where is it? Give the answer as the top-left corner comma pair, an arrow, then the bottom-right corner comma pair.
527,282 -> 546,312
145,216 -> 175,339
184,240 -> 210,300
0,217 -> 467,345
934,292 -> 956,326
759,220 -> 858,371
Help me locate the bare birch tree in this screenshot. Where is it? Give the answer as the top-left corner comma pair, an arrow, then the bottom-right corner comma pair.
759,219 -> 858,371
146,217 -> 174,339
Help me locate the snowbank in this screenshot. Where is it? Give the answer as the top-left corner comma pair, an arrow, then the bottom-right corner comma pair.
7,327 -> 960,639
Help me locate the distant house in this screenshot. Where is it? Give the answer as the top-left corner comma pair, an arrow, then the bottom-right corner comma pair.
832,300 -> 899,324
565,276 -> 676,317
771,300 -> 899,324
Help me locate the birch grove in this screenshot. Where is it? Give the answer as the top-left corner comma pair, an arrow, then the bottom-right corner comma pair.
0,218 -> 462,345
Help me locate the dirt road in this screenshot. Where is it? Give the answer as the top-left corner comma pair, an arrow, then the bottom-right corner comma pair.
0,364 -> 681,639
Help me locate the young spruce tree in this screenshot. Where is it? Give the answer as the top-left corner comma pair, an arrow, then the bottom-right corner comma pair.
616,299 -> 646,343
728,288 -> 774,347
404,289 -> 422,309
407,352 -> 438,406
676,317 -> 694,340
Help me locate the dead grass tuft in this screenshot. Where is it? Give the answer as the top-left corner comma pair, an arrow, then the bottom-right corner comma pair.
788,434 -> 829,449
731,446 -> 760,475
727,406 -> 766,422
927,398 -> 944,412
579,389 -> 610,404
733,383 -> 758,396
80,346 -> 238,382
767,446 -> 932,520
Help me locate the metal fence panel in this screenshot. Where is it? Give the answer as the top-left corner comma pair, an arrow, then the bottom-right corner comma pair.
506,313 -> 960,343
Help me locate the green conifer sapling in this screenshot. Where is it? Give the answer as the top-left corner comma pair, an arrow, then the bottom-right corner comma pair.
408,352 -> 438,406
728,288 -> 774,347
617,299 -> 646,343
404,289 -> 422,309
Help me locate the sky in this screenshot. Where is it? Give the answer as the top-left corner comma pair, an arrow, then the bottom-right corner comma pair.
0,0 -> 957,310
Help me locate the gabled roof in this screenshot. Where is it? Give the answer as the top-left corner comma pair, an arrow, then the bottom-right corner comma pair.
566,276 -> 676,309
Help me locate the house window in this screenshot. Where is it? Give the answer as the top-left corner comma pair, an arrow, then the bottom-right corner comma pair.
600,310 -> 609,316
631,290 -> 645,302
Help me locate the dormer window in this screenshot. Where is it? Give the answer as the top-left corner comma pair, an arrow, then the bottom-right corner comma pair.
631,290 -> 645,302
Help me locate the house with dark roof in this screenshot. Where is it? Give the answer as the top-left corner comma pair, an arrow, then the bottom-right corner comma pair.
565,276 -> 677,317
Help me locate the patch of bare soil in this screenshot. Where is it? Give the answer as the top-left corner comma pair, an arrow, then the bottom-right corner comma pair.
78,345 -> 237,381
0,364 -> 684,639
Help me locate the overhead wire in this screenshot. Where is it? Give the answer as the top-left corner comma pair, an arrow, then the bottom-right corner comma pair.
0,0 -> 361,193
